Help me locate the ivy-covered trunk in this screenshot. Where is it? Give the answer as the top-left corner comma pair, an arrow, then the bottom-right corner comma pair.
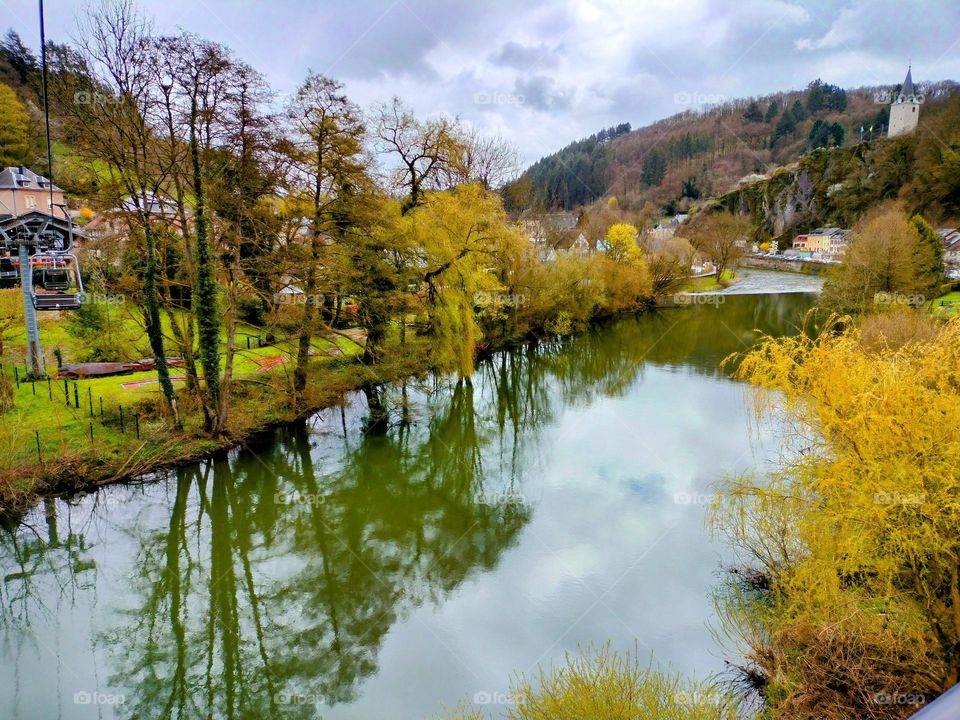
190,97 -> 222,433
143,223 -> 179,424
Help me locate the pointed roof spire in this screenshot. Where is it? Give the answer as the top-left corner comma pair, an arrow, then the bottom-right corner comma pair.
901,65 -> 915,99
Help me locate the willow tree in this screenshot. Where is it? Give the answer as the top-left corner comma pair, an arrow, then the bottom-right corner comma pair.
407,183 -> 518,380
713,318 -> 960,717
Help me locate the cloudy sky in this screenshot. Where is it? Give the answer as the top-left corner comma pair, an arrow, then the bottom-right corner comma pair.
8,0 -> 960,163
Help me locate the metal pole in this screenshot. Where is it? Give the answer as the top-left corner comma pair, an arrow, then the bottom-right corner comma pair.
39,0 -> 55,213
20,243 -> 44,377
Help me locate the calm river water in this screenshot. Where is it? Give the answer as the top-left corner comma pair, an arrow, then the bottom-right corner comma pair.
0,278 -> 817,719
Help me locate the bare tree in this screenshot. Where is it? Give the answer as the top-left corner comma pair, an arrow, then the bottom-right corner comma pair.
67,0 -> 180,421
681,211 -> 752,282
451,129 -> 520,190
373,97 -> 463,213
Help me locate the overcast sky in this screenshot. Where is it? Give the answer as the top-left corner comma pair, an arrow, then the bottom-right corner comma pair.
7,0 -> 960,163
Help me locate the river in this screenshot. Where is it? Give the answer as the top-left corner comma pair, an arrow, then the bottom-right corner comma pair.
0,284 -> 816,719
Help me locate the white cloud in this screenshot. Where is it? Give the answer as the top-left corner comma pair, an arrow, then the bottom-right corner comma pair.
20,0 -> 960,165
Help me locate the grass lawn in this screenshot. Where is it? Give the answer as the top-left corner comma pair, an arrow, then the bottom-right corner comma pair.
0,288 -> 371,504
682,269 -> 736,293
930,291 -> 960,316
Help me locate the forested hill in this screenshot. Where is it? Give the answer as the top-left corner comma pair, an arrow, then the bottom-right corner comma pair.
504,78 -> 959,215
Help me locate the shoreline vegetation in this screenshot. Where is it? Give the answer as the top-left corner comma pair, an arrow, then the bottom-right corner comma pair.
1,279 -> 673,515
3,3 -> 960,718
0,249 -> 761,516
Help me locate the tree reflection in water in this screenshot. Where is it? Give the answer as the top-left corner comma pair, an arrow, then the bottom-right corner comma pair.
0,293 -> 816,719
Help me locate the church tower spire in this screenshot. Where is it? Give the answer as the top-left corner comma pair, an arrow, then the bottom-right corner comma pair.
888,65 -> 920,138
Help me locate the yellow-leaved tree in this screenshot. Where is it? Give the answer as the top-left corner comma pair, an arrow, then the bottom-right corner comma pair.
604,223 -> 643,264
405,182 -> 522,379
713,315 -> 960,719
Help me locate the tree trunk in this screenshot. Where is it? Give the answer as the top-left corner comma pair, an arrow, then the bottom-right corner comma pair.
143,223 -> 180,425
190,97 -> 222,433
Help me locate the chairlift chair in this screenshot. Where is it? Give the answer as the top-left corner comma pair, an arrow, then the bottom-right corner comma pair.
30,252 -> 84,311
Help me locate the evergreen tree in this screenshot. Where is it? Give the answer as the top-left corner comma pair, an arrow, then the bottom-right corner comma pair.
641,148 -> 666,186
764,100 -> 780,123
0,30 -> 37,87
772,111 -> 797,146
790,99 -> 807,123
910,214 -> 946,280
743,100 -> 763,122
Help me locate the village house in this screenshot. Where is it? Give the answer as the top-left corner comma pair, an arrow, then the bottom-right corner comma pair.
83,192 -> 183,244
938,228 -> 960,274
570,233 -> 591,255
0,167 -> 65,219
792,227 -> 850,259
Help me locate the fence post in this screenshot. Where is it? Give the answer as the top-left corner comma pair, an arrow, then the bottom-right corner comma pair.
31,380 -> 35,396
88,387 -> 93,417
14,367 -> 19,387
63,379 -> 69,406
134,413 -> 140,440
35,431 -> 41,463
73,383 -> 79,409
89,422 -> 94,445
47,377 -> 52,400
99,397 -> 104,420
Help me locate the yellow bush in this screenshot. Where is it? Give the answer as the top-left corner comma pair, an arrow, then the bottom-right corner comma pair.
714,315 -> 960,717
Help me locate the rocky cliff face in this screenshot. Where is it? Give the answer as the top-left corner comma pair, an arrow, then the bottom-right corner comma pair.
719,135 -> 917,246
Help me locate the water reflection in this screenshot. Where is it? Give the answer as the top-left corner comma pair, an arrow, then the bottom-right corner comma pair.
0,294 -> 815,719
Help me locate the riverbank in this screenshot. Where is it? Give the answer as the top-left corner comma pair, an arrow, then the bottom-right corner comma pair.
739,255 -> 830,275
0,310 -> 643,515
0,268 -> 829,513
0,292 -> 820,718
0,326 -> 434,515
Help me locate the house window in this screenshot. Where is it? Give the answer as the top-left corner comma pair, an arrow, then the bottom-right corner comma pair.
25,195 -> 36,209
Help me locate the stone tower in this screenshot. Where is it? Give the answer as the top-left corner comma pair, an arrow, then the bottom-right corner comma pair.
888,66 -> 920,138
